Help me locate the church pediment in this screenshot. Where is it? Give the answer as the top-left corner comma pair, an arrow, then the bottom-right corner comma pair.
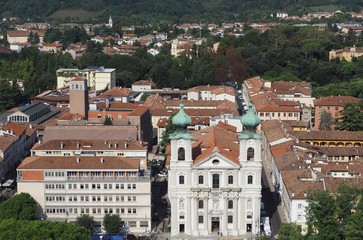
193,150 -> 239,169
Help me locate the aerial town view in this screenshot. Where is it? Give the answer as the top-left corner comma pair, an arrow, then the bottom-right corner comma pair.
0,0 -> 362,239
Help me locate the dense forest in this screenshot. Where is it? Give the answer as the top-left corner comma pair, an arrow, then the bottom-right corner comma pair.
0,0 -> 362,24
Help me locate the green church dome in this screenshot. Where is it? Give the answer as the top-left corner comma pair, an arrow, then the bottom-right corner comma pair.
241,103 -> 261,131
172,103 -> 192,128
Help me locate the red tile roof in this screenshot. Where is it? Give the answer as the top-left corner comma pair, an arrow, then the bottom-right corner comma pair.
314,96 -> 360,106
18,156 -> 140,170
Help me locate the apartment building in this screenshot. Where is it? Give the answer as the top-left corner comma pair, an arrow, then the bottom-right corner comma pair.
17,156 -> 151,235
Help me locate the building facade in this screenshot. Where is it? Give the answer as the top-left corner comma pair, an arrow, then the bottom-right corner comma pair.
168,103 -> 262,238
17,156 -> 151,235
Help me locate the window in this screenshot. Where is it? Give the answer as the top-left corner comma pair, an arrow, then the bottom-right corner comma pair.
198,200 -> 204,209
140,221 -> 148,227
198,215 -> 203,224
228,215 -> 233,224
129,221 -> 137,227
228,200 -> 233,209
298,214 -> 303,220
179,175 -> 185,184
247,147 -> 254,161
298,204 -> 303,209
228,175 -> 233,184
178,147 -> 185,160
198,175 -> 204,184
212,174 -> 219,189
212,159 -> 219,165
260,113 -> 264,117
248,175 -> 253,184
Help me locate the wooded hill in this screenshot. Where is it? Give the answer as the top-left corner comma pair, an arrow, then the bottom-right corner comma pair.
0,0 -> 362,23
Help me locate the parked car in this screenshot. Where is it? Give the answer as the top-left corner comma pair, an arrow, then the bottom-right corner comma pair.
260,210 -> 267,223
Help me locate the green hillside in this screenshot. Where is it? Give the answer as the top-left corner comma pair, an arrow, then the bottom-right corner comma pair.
0,0 -> 361,23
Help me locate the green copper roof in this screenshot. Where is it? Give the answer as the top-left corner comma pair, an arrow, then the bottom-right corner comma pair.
172,103 -> 192,127
241,103 -> 261,131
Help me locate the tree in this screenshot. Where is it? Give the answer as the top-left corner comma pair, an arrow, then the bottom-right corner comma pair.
103,214 -> 121,235
104,116 -> 113,125
0,219 -> 89,240
0,193 -> 37,220
345,209 -> 363,240
160,114 -> 176,151
318,110 -> 333,131
306,191 -> 339,240
335,101 -> 363,131
76,214 -> 95,234
278,223 -> 303,240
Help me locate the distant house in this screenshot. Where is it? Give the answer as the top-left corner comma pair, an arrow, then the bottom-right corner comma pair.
329,46 -> 363,61
7,29 -> 45,44
314,96 -> 360,130
187,85 -> 236,103
131,80 -> 154,92
56,67 -> 116,91
42,43 -> 63,53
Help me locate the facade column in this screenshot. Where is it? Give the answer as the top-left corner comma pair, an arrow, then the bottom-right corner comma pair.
254,196 -> 261,235
203,198 -> 211,235
222,194 -> 228,235
239,196 -> 246,235
186,196 -> 192,235
191,196 -> 198,235
170,196 -> 178,236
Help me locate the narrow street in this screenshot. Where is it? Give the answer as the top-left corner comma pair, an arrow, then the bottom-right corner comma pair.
261,164 -> 286,237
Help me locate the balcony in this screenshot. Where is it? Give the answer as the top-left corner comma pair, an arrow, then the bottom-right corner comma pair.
67,175 -> 150,181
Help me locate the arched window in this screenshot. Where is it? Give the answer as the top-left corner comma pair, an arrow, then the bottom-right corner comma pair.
178,147 -> 185,161
248,175 -> 253,184
212,174 -> 220,189
228,200 -> 233,209
247,147 -> 254,161
179,175 -> 185,184
198,175 -> 204,185
228,175 -> 233,184
75,84 -> 79,89
198,200 -> 204,209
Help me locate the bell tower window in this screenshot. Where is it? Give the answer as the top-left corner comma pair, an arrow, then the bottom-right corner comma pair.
247,147 -> 254,161
178,147 -> 185,161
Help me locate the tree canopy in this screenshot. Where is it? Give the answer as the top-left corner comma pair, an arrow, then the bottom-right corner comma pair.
103,214 -> 121,235
335,100 -> 363,131
0,193 -> 37,221
305,185 -> 363,240
0,219 -> 90,240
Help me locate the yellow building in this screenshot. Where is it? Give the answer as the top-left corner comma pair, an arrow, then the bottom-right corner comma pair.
329,46 -> 363,61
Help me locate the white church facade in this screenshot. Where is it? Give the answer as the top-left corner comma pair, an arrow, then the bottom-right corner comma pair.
168,103 -> 263,238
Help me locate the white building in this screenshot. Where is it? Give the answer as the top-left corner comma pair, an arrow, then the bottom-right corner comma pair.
187,85 -> 236,103
17,156 -> 151,235
56,67 -> 116,91
168,103 -> 262,238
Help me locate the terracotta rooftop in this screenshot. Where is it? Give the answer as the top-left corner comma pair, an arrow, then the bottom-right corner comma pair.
99,87 -> 131,98
281,170 -> 324,199
187,85 -> 236,96
0,135 -> 17,152
42,125 -> 138,142
192,126 -> 240,165
128,106 -> 149,116
18,156 -> 140,170
314,96 -> 360,106
32,139 -> 146,151
291,131 -> 363,141
1,122 -> 27,137
271,81 -> 311,96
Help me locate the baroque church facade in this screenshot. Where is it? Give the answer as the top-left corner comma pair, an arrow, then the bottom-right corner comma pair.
168,103 -> 263,237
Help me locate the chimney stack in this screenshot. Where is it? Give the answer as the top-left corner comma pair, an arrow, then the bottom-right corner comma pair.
76,157 -> 80,163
